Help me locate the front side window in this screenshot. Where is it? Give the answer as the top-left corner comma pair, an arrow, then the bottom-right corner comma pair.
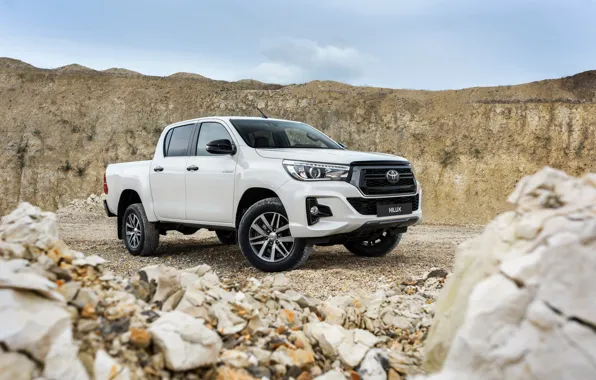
164,124 -> 194,157
229,119 -> 341,149
197,122 -> 233,156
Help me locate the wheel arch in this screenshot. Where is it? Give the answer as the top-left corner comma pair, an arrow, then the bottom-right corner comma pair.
117,189 -> 143,239
235,187 -> 280,229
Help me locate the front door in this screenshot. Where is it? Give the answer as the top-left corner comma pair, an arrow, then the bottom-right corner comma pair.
185,122 -> 237,224
149,123 -> 195,220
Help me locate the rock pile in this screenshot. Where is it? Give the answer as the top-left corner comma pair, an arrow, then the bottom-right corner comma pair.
0,202 -> 444,379
58,194 -> 106,215
422,167 -> 596,379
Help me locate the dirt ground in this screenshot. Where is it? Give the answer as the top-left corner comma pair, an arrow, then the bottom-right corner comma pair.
57,209 -> 482,299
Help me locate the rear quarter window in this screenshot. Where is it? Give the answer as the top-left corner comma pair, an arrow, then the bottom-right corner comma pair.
164,124 -> 194,157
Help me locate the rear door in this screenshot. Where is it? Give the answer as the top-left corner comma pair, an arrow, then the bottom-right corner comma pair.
150,123 -> 196,220
185,121 -> 238,224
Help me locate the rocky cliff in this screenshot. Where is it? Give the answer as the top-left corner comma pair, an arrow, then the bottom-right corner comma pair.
1,58 -> 595,224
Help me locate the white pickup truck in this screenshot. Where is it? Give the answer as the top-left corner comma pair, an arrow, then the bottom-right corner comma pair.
104,116 -> 422,271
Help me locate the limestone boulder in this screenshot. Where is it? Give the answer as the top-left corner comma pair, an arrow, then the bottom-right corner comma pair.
422,167 -> 596,379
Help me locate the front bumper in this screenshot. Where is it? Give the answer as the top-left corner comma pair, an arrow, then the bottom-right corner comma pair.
277,179 -> 423,238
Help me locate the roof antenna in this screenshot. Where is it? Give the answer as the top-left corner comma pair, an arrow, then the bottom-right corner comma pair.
256,107 -> 268,119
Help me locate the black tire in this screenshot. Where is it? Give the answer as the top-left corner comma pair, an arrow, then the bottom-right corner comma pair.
216,230 -> 237,245
238,197 -> 312,272
344,232 -> 403,257
122,203 -> 160,257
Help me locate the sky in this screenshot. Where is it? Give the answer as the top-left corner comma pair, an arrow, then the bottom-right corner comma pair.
1,0 -> 595,90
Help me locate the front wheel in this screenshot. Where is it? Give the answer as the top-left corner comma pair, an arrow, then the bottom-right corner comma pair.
122,203 -> 160,256
344,232 -> 403,257
238,198 -> 312,272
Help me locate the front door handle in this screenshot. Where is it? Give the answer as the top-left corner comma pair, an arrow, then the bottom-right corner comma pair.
186,165 -> 199,172
153,166 -> 164,172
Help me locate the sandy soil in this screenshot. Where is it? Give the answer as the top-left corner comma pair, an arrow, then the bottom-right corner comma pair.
57,209 -> 482,299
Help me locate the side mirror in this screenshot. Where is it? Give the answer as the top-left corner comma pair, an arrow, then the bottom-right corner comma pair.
206,139 -> 236,155
338,142 -> 348,149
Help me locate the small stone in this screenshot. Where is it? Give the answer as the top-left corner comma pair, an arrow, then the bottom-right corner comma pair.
247,365 -> 272,379
220,349 -> 253,368
151,353 -> 165,370
130,328 -> 152,349
94,350 -> 129,380
387,368 -> 402,380
315,369 -> 347,380
297,371 -> 313,380
425,269 -> 448,279
72,288 -> 99,309
81,303 -> 97,319
216,366 -> 255,380
271,346 -> 315,369
77,319 -> 100,333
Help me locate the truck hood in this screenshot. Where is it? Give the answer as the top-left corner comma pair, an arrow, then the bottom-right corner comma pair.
255,148 -> 409,165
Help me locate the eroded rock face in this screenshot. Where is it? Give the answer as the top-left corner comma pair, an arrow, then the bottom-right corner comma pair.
0,201 -> 444,379
423,167 -> 596,379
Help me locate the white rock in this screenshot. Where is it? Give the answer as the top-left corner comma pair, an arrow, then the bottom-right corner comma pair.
72,254 -> 107,267
423,168 -> 596,379
0,202 -> 58,251
246,346 -> 272,364
320,301 -> 346,325
0,258 -> 64,301
358,349 -> 388,380
305,322 -> 347,357
94,350 -> 129,380
0,351 -> 37,380
337,332 -> 370,367
315,369 -> 348,380
43,328 -> 89,380
354,329 -> 380,347
149,310 -> 222,371
0,288 -> 71,362
219,349 -> 254,368
72,287 -> 99,309
210,300 -> 247,335
175,283 -> 206,315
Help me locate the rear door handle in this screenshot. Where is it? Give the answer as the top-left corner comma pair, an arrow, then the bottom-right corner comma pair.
186,165 -> 199,172
153,166 -> 163,172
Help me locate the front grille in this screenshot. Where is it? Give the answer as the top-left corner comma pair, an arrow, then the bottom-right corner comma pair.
359,167 -> 416,195
347,194 -> 419,215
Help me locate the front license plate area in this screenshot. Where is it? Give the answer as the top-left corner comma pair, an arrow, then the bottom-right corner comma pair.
377,203 -> 412,217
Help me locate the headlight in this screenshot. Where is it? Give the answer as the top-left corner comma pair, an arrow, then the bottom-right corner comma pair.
283,160 -> 350,181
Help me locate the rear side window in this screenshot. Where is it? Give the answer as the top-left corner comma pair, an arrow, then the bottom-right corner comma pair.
197,122 -> 233,156
164,124 -> 194,157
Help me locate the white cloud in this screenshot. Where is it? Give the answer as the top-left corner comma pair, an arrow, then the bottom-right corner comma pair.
245,37 -> 375,84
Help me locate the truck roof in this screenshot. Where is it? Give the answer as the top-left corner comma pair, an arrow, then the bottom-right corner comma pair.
166,116 -> 295,128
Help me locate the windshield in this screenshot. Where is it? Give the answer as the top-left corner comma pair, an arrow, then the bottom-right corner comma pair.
229,119 -> 341,149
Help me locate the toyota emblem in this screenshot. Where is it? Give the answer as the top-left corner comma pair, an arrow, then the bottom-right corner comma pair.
386,170 -> 400,184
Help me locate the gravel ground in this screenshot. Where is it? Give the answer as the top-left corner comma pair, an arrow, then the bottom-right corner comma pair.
57,207 -> 482,299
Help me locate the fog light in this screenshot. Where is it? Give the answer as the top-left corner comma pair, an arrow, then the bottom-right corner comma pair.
306,198 -> 333,225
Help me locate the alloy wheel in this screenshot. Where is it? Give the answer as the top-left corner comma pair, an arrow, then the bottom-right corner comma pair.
125,213 -> 142,249
249,212 -> 294,262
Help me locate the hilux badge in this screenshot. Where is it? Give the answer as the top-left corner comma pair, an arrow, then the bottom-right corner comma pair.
386,170 -> 400,184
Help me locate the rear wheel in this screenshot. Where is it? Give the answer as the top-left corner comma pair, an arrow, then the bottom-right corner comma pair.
216,230 -> 237,245
344,231 -> 402,257
122,203 -> 160,256
238,198 -> 312,272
